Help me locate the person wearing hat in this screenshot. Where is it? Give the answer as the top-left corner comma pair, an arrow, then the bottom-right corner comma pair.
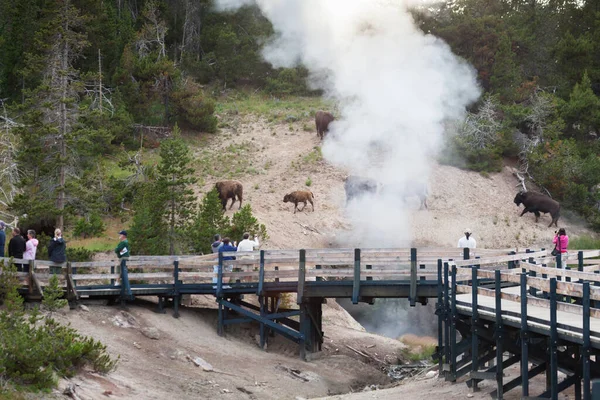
457,228 -> 477,249
0,221 -> 6,258
115,230 -> 130,259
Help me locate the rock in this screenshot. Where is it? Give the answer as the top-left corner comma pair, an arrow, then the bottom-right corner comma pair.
133,342 -> 141,349
467,394 -> 474,398
141,327 -> 160,340
295,397 -> 307,400
425,371 -> 437,379
187,355 -> 213,371
78,304 -> 89,312
222,389 -> 231,393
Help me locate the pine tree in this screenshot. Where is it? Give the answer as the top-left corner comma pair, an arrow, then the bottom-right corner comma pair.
560,72 -> 600,140
489,33 -> 523,102
227,204 -> 268,244
188,188 -> 231,254
157,124 -> 197,255
128,181 -> 169,255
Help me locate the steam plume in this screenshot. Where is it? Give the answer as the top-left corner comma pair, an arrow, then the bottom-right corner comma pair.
216,0 -> 480,247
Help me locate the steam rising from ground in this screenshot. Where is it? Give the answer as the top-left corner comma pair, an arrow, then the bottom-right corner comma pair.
216,0 -> 480,246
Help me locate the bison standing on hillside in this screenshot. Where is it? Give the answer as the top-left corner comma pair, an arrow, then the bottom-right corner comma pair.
215,180 -> 243,211
283,190 -> 315,214
344,176 -> 379,203
315,111 -> 334,140
514,191 -> 560,227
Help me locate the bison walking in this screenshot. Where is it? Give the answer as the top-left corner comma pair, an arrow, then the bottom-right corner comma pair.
514,191 -> 560,227
315,111 -> 334,140
283,190 -> 315,214
215,180 -> 243,211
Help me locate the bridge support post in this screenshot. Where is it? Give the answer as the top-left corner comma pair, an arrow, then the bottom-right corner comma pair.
173,260 -> 180,318
470,266 -> 480,392
409,248 -> 417,307
520,272 -> 530,398
436,259 -> 444,374
300,297 -> 324,358
448,265 -> 458,382
494,270 -> 504,400
443,262 -> 450,379
119,258 -> 133,307
583,282 -> 591,400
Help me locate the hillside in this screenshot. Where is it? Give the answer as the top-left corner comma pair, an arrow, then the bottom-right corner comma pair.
46,113 -> 598,400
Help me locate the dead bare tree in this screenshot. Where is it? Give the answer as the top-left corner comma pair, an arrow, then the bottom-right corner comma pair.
180,0 -> 202,64
456,96 -> 501,149
0,99 -> 22,227
135,1 -> 168,61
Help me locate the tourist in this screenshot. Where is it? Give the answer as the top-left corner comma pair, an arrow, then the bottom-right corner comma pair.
8,227 -> 26,271
23,230 -> 39,264
552,228 -> 569,267
457,228 -> 477,249
115,230 -> 130,259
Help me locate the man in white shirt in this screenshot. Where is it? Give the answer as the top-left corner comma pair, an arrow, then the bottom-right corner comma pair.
457,228 -> 477,249
237,233 -> 259,252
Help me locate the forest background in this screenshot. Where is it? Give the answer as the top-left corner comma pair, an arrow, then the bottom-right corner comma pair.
0,0 -> 599,257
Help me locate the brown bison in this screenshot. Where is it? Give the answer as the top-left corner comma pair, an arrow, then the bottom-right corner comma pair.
315,111 -> 334,139
514,191 -> 560,227
283,190 -> 315,213
215,180 -> 243,210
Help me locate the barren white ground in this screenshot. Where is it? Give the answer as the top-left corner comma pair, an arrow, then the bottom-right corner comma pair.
49,115 -> 596,400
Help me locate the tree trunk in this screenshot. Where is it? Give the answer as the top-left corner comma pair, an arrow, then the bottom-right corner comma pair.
57,11 -> 70,232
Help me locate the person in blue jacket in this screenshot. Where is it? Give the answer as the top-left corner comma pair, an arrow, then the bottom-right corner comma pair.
217,238 -> 237,287
0,221 -> 5,258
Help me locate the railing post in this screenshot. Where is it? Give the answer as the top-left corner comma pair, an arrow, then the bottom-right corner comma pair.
463,247 -> 470,260
297,249 -> 306,305
120,258 -> 132,306
28,260 -> 34,296
352,248 -> 361,304
520,272 -> 529,398
449,264 -> 457,382
409,248 -> 417,307
217,252 -> 224,336
443,262 -> 450,377
495,269 -> 504,400
470,266 -> 480,392
436,259 -> 444,374
549,278 -> 558,400
583,282 -> 591,400
508,251 -> 516,269
257,250 -> 265,296
173,259 -> 180,318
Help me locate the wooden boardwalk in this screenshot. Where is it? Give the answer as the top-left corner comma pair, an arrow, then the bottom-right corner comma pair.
3,247 -> 600,398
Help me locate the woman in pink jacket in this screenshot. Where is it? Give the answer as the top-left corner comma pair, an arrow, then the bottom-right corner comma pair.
23,229 -> 39,261
552,228 -> 569,267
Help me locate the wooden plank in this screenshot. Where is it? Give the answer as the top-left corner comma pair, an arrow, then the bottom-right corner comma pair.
127,272 -> 174,279
72,274 -> 121,281
521,262 -> 600,284
451,250 -> 549,267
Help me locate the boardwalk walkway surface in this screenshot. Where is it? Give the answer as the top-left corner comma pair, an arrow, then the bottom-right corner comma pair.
3,247 -> 600,399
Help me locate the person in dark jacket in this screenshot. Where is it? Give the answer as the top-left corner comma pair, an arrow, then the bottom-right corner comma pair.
217,238 -> 237,287
0,220 -> 6,258
8,227 -> 26,271
48,228 -> 67,269
114,230 -> 130,258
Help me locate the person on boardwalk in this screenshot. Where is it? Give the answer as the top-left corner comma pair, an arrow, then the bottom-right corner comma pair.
23,230 -> 39,263
115,230 -> 130,259
211,234 -> 223,284
457,228 -> 477,249
237,233 -> 259,252
48,229 -> 67,274
0,221 -> 6,258
217,238 -> 237,287
553,228 -> 569,267
237,233 -> 259,282
8,227 -> 26,271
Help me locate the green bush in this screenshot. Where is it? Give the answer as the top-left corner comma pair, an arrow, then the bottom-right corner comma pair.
66,247 -> 94,262
73,213 -> 105,238
227,204 -> 268,243
568,235 -> 600,250
0,261 -> 117,390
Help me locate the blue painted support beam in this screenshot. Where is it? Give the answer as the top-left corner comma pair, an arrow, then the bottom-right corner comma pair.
449,265 -> 458,382
583,282 -> 591,400
592,380 -> 600,400
463,247 -> 470,260
297,249 -> 306,305
550,278 -> 558,400
520,272 -> 530,398
110,264 -> 115,286
470,266 -> 480,392
257,250 -> 265,296
436,259 -> 444,374
409,248 -> 417,307
495,269 -> 503,400
220,300 -> 304,343
443,262 -> 450,376
508,251 -> 516,269
217,252 -> 224,336
173,260 -> 180,318
352,248 -> 361,304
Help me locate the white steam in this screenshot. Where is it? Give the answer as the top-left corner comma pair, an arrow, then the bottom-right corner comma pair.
216,0 -> 480,247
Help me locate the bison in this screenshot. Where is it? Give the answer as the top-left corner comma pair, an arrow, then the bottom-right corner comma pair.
315,111 -> 334,140
344,175 -> 379,203
215,180 -> 243,211
283,190 -> 315,214
381,181 -> 429,210
514,191 -> 560,227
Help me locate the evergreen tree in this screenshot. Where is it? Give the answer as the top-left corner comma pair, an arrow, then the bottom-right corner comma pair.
188,188 -> 231,254
489,33 -> 523,101
156,124 -> 197,254
128,181 -> 168,255
227,204 -> 268,244
560,72 -> 600,140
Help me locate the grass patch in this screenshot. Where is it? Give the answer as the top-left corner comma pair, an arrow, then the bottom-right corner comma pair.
303,146 -> 323,164
398,334 -> 437,362
214,91 -> 332,124
569,235 -> 600,250
194,141 -> 259,179
305,177 -> 312,187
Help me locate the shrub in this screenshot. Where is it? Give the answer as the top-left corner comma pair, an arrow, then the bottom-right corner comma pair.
0,260 -> 117,390
227,204 -> 268,243
66,247 -> 94,262
73,213 -> 105,238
